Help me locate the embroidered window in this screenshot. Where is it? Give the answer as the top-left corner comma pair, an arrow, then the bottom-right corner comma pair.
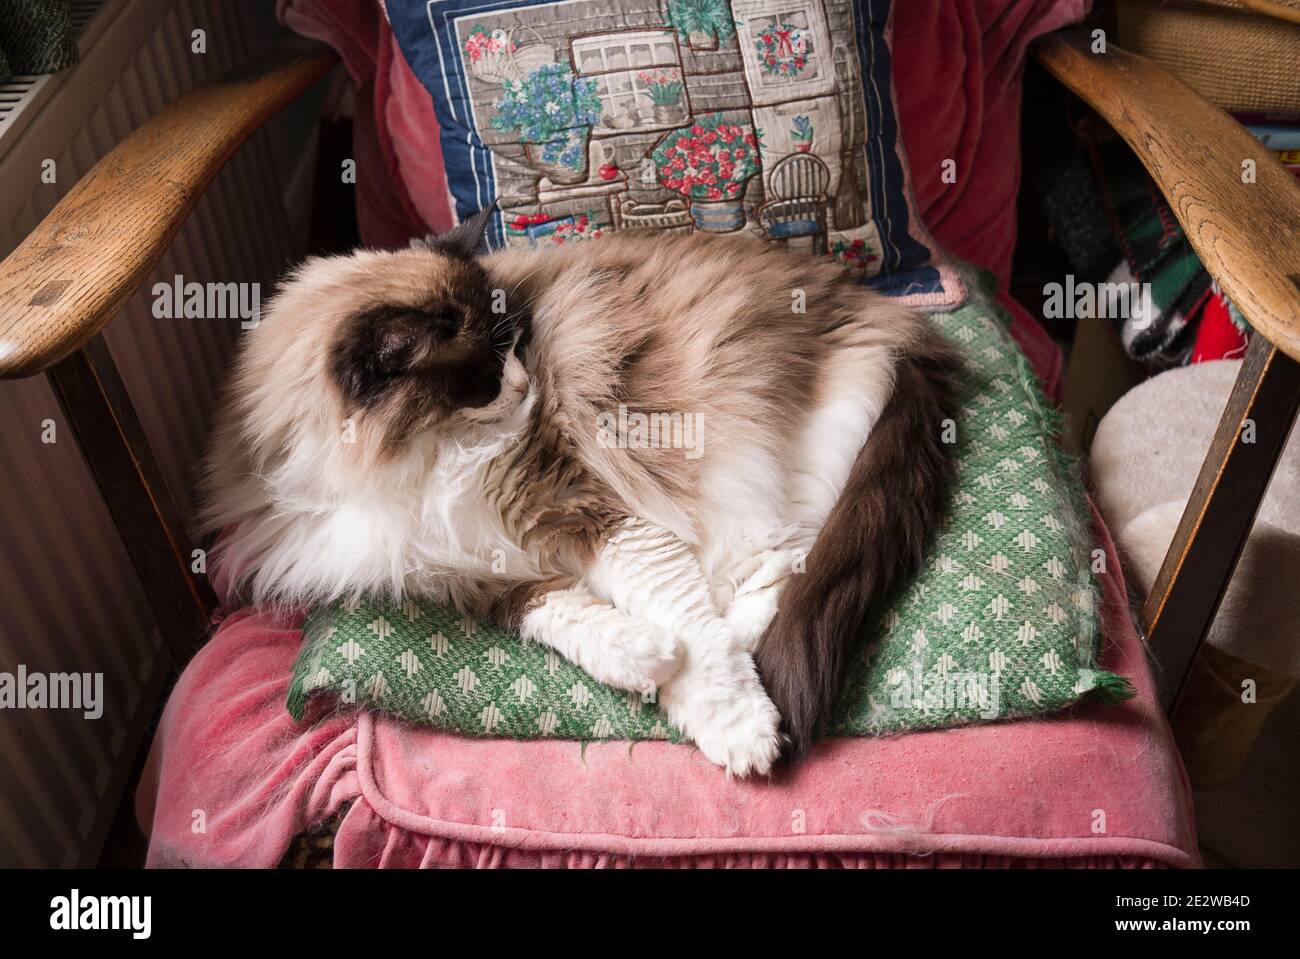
571,30 -> 688,134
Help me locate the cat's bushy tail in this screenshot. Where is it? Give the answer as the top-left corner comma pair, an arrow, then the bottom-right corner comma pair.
755,325 -> 964,759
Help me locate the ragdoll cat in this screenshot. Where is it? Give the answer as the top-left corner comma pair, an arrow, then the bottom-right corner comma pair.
203,208 -> 962,776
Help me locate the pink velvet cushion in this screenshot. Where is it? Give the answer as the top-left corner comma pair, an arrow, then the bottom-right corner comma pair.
136,506 -> 1199,868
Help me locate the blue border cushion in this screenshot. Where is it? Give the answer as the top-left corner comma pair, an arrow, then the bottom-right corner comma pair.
384,0 -> 962,305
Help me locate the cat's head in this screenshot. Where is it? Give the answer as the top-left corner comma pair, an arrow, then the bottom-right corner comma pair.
325,206 -> 533,447
230,205 -> 533,465
203,206 -> 538,603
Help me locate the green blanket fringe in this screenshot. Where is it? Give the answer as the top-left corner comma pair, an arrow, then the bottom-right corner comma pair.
1090,671 -> 1138,704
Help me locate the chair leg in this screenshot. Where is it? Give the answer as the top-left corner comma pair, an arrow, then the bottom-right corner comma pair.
1142,334 -> 1300,715
46,335 -> 217,667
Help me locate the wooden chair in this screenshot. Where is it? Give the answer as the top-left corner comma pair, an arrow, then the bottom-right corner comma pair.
0,30 -> 1296,724
755,152 -> 832,254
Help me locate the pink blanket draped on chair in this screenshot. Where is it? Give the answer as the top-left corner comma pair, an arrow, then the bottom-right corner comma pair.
137,503 -> 1197,868
136,0 -> 1198,868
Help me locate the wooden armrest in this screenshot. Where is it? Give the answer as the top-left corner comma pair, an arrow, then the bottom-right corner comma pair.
1242,0 -> 1300,27
0,37 -> 337,379
1033,31 -> 1300,364
1036,31 -> 1300,716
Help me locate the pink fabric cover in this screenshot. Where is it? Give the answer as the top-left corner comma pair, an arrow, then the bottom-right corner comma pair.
137,504 -> 1198,868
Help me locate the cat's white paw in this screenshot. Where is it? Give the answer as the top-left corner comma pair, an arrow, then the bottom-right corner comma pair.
724,549 -> 792,649
579,619 -> 684,695
725,586 -> 781,650
655,618 -> 784,777
689,687 -> 784,777
622,623 -> 686,692
520,593 -> 683,695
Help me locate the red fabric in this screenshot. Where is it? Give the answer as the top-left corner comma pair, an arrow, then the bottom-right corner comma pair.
373,27 -> 455,241
1191,293 -> 1250,364
895,0 -> 1089,285
892,0 -> 1089,402
279,0 -> 432,247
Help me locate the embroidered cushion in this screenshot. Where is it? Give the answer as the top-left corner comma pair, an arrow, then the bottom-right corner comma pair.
287,274 -> 1131,738
380,0 -> 964,307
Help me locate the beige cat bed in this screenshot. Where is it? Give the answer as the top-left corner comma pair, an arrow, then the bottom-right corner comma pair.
1090,359 -> 1300,785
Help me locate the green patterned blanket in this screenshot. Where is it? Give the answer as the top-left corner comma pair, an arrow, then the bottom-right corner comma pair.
288,281 -> 1131,739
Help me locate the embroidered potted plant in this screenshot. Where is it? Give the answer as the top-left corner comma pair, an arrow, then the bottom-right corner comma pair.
789,115 -> 813,152
754,21 -> 810,79
640,69 -> 685,124
828,236 -> 880,277
666,0 -> 736,52
506,211 -> 604,246
548,214 -> 605,245
463,26 -> 517,84
652,113 -> 761,233
491,63 -> 602,184
464,24 -> 555,85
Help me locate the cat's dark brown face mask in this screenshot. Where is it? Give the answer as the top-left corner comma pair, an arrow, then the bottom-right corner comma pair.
329,207 -> 531,444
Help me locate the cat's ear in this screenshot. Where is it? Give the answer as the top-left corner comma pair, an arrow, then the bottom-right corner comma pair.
432,202 -> 497,258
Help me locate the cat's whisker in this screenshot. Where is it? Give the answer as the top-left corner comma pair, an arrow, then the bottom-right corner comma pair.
490,314 -> 514,339
507,263 -> 548,299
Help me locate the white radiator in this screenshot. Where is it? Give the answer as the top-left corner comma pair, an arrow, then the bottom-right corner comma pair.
0,0 -> 316,865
